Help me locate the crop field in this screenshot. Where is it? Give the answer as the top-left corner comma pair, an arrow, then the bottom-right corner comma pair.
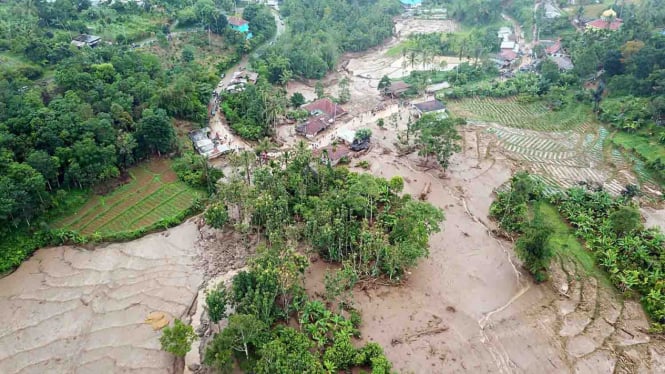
53,159 -> 201,236
450,97 -> 660,196
447,97 -> 593,132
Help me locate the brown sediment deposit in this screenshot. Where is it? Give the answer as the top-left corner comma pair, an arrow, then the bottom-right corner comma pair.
0,222 -> 203,374
329,125 -> 665,373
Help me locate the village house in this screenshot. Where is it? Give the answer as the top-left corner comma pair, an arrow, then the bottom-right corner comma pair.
228,16 -> 253,39
550,55 -> 574,71
586,9 -> 622,31
71,34 -> 101,48
336,129 -> 371,151
497,26 -> 512,41
296,116 -> 331,139
317,144 -> 351,166
543,38 -> 574,71
383,81 -> 412,98
412,99 -> 446,117
295,98 -> 348,139
303,98 -> 348,120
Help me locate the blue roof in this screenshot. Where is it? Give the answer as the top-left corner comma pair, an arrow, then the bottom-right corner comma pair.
400,0 -> 422,5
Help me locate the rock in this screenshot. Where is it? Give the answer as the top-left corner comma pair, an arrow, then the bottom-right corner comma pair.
187,363 -> 201,371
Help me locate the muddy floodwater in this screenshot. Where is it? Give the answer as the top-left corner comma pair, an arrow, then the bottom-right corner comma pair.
0,223 -> 202,373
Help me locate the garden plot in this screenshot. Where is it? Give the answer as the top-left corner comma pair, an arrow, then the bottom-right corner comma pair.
450,98 -> 652,196
53,159 -> 201,236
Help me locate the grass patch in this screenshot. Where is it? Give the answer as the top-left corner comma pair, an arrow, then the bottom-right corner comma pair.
447,97 -> 595,131
385,40 -> 414,57
53,159 -> 202,236
86,12 -> 168,42
611,131 -> 665,164
537,202 -> 612,286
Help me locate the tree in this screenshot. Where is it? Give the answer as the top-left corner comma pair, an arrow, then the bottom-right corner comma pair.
160,319 -> 196,358
206,286 -> 228,323
290,92 -> 305,107
515,209 -> 553,282
181,46 -> 195,62
315,81 -> 325,99
609,206 -> 642,237
354,128 -> 372,142
205,202 -> 229,228
135,108 -> 176,156
413,115 -> 463,171
26,150 -> 60,190
338,77 -> 351,104
204,314 -> 269,371
378,75 -> 391,94
540,58 -> 561,84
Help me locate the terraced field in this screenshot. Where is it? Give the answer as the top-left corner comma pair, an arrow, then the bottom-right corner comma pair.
53,159 -> 201,236
449,97 -> 661,196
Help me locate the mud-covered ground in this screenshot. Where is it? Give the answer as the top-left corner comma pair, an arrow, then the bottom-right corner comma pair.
318,125 -> 665,373
0,222 -> 203,373
2,14 -> 664,374
0,220 -> 253,374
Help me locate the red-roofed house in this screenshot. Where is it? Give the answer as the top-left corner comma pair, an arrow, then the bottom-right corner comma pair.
500,49 -> 518,61
228,16 -> 249,28
228,16 -> 252,39
296,116 -> 332,138
586,18 -> 622,31
316,144 -> 351,166
546,38 -> 562,55
303,98 -> 347,119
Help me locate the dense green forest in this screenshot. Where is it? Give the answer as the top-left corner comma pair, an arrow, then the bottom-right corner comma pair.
0,0 -> 278,271
255,0 -> 402,80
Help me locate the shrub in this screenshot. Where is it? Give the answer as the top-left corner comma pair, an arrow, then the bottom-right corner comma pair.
356,160 -> 371,169
515,210 -> 554,282
205,202 -> 229,229
160,319 -> 196,358
206,286 -> 228,323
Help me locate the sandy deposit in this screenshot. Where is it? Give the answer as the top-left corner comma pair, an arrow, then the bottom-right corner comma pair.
0,222 -> 203,374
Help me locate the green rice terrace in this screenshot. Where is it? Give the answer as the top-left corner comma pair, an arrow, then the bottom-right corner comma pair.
53,159 -> 202,236
447,97 -> 661,196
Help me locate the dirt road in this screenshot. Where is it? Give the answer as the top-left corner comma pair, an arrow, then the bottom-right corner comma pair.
208,9 -> 285,152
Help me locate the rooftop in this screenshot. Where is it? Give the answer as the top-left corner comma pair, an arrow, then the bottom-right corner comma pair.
551,55 -> 574,71
384,81 -> 412,95
71,34 -> 101,47
317,144 -> 351,162
228,16 -> 249,27
413,100 -> 446,113
545,39 -> 562,55
586,18 -> 623,31
500,40 -> 516,50
303,98 -> 347,119
500,49 -> 518,61
296,116 -> 331,137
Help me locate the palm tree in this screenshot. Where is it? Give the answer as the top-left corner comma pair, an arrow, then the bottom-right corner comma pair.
407,49 -> 419,69
230,150 -> 255,184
